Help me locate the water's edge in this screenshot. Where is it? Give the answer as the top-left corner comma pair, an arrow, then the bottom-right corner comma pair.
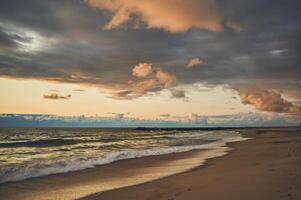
0,133 -> 250,200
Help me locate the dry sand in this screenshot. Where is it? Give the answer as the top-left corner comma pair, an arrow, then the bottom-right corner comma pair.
82,128 -> 301,200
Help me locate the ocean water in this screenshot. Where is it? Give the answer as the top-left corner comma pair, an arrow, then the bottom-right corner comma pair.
0,128 -> 246,184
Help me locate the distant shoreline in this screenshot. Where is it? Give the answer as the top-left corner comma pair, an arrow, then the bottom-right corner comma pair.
134,126 -> 299,131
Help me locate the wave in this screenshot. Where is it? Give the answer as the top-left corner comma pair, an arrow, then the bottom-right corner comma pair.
0,134 -> 248,184
0,131 -> 210,148
0,139 -> 81,148
0,137 -> 135,148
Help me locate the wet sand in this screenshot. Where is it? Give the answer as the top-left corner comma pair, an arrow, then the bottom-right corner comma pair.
82,128 -> 301,200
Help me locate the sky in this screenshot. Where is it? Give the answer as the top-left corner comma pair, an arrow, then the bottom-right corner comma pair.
0,0 -> 300,127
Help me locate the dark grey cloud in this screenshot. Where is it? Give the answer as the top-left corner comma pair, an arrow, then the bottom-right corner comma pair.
0,26 -> 32,50
0,0 -> 300,114
0,0 -> 181,89
160,114 -> 170,118
170,89 -> 186,99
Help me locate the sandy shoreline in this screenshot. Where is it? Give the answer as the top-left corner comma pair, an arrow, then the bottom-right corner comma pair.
81,128 -> 301,200
0,138 -> 235,200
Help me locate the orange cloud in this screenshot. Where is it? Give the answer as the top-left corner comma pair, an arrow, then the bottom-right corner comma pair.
155,69 -> 176,86
43,93 -> 72,100
239,90 -> 301,115
85,0 -> 222,32
132,63 -> 153,78
186,57 -> 205,68
110,63 -> 176,99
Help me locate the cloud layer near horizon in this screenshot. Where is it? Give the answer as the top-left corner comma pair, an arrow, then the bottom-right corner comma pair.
0,113 -> 299,128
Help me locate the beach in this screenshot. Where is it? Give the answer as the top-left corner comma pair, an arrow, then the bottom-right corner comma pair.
1,1 -> 300,199
0,128 -> 300,200
82,128 -> 301,200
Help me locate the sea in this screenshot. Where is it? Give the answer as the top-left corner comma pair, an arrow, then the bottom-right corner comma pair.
0,128 -> 246,184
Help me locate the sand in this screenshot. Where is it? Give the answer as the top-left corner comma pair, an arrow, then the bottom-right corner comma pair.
81,128 -> 301,200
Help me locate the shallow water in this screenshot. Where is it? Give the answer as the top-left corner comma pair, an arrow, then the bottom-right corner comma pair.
0,128 -> 246,184
0,146 -> 233,200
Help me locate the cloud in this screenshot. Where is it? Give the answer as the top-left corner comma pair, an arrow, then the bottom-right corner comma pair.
107,112 -> 131,119
115,113 -> 125,119
85,0 -> 222,32
0,0 -> 300,107
43,93 -> 71,100
190,113 -> 208,124
155,69 -> 176,86
132,63 -> 153,78
171,89 -> 186,99
110,63 -> 176,99
0,112 -> 300,128
110,90 -> 134,100
186,57 -> 205,68
160,113 -> 170,117
225,21 -> 243,32
269,49 -> 288,56
72,89 -> 85,92
239,90 -> 301,115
